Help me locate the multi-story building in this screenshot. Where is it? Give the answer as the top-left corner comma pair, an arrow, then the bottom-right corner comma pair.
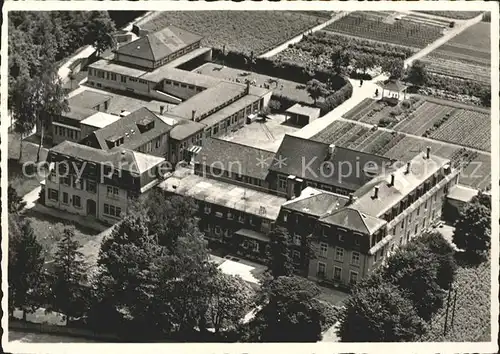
44,140 -> 167,224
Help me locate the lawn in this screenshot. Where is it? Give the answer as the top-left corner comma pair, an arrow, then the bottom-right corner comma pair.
194,62 -> 314,104
23,209 -> 100,264
141,11 -> 330,55
8,159 -> 46,197
420,258 -> 491,341
324,12 -> 443,49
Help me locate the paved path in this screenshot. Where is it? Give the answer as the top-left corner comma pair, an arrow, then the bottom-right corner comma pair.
259,12 -> 347,58
58,45 -> 96,83
335,116 -> 491,156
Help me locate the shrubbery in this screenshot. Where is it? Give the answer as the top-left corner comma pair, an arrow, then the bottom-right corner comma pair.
316,80 -> 354,115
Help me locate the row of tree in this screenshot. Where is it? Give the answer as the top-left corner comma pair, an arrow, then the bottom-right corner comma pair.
8,187 -> 331,341
9,11 -> 116,161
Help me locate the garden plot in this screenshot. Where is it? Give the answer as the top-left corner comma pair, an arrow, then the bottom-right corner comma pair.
141,11 -> 329,55
393,101 -> 457,136
324,12 -> 443,49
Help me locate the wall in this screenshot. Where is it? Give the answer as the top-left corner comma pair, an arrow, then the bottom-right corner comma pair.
115,53 -> 154,70
80,123 -> 99,141
45,175 -> 96,217
87,69 -> 152,98
135,132 -> 169,158
52,125 -> 82,145
161,80 -> 202,100
96,182 -> 129,224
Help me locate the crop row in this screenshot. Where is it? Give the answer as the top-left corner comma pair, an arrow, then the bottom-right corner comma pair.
414,11 -> 483,20
141,11 -> 328,55
422,58 -> 490,84
394,102 -> 456,136
430,110 -> 491,152
324,14 -> 443,48
312,120 -> 357,143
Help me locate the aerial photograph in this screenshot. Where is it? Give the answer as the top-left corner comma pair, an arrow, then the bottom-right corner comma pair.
3,6 -> 495,347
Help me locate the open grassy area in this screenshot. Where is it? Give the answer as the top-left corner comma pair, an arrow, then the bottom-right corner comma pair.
420,258 -> 491,341
141,11 -> 330,55
8,159 -> 46,197
23,209 -> 100,265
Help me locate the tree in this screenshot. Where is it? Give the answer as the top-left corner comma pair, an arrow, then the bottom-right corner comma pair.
266,226 -> 294,278
311,45 -> 324,70
51,227 -> 89,324
353,53 -> 375,76
407,60 -> 428,87
330,46 -> 352,75
8,184 -> 26,214
86,11 -> 116,56
453,192 -> 491,260
338,278 -> 426,342
381,58 -> 405,80
244,276 -> 324,342
382,243 -> 445,321
8,216 -> 46,320
416,232 -> 457,290
205,273 -> 253,334
306,79 -> 328,105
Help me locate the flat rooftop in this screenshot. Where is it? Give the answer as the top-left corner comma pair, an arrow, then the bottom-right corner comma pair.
141,66 -> 221,87
80,112 -> 122,129
158,173 -> 286,220
170,81 -> 247,121
286,103 -> 321,118
68,90 -> 112,110
89,59 -> 147,78
200,94 -> 260,127
447,184 -> 479,203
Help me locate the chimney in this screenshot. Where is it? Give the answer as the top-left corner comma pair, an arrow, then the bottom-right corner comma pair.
373,186 -> 379,199
349,193 -> 356,204
191,110 -> 197,121
328,144 -> 335,156
246,81 -> 250,94
390,173 -> 395,186
286,175 -> 296,200
294,178 -> 304,197
160,105 -> 165,115
405,162 -> 411,174
426,146 -> 431,159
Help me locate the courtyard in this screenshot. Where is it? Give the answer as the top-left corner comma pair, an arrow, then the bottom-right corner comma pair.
220,113 -> 299,152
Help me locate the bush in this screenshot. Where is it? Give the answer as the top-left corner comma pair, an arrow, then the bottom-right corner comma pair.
449,21 -> 455,28
316,79 -> 353,114
401,100 -> 411,109
268,99 -> 282,112
378,117 -> 396,127
389,106 -> 403,117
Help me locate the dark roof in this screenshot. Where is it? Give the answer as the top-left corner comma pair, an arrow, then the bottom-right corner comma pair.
63,105 -> 97,121
49,141 -> 164,174
89,107 -> 173,151
270,135 -> 395,191
68,90 -> 112,109
169,119 -> 206,141
319,207 -> 386,235
116,25 -> 202,62
282,187 -> 348,218
380,80 -> 407,92
193,138 -> 276,180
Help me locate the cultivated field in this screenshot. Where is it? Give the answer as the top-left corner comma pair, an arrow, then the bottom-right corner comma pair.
324,12 -> 444,49
312,120 -> 491,190
343,97 -> 491,152
141,11 -> 331,55
274,31 -> 414,71
421,258 -> 490,341
414,11 -> 484,20
423,22 -> 490,83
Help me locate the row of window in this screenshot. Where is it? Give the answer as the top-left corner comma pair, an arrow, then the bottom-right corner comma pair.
317,262 -> 358,284
153,42 -> 199,68
104,203 -> 122,218
50,173 -> 98,194
48,189 -> 82,208
128,77 -> 149,85
277,176 -> 349,196
54,125 -> 81,141
318,243 -> 362,266
138,135 -> 162,153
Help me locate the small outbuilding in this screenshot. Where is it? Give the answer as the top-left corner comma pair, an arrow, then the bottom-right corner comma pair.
379,80 -> 408,105
285,104 -> 321,127
443,184 -> 479,223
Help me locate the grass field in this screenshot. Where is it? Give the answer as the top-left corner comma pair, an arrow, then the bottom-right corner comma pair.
8,159 -> 46,197
421,258 -> 490,341
324,12 -> 443,49
414,11 -> 483,20
141,11 -> 329,55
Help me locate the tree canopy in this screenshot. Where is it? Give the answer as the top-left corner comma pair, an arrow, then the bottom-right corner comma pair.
8,185 -> 26,214
266,226 -> 294,278
406,60 -> 428,87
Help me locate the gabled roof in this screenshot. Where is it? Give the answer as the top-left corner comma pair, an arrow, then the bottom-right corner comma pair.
379,79 -> 407,92
270,135 -> 395,191
282,187 -> 348,218
116,25 -> 202,62
352,151 -> 450,217
88,107 -> 173,151
194,138 -> 275,180
49,141 -> 165,174
319,207 -> 386,235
